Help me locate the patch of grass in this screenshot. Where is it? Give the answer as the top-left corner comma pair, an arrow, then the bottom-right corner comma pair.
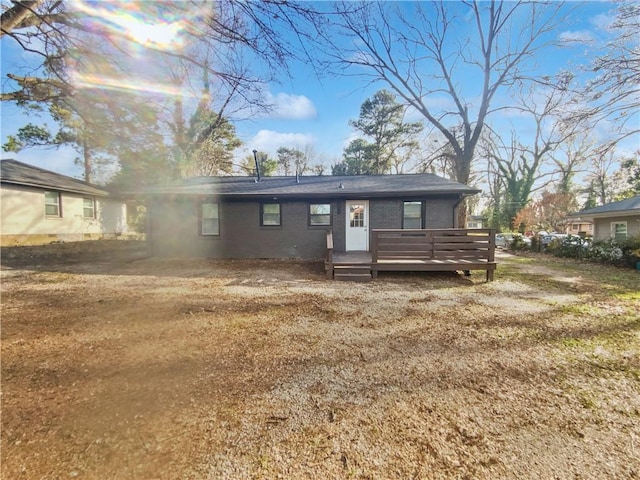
614,291 -> 640,301
34,272 -> 73,283
576,390 -> 598,410
500,253 -> 640,297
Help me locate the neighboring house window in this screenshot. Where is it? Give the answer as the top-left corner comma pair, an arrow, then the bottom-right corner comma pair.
309,203 -> 331,226
261,203 -> 281,226
611,221 -> 627,241
45,191 -> 61,217
201,203 -> 220,235
403,201 -> 423,229
83,197 -> 95,219
572,224 -> 579,231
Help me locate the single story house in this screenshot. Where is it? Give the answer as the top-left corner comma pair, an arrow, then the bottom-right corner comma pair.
561,217 -> 593,237
142,173 -> 480,259
465,215 -> 484,229
0,159 -> 129,246
569,195 -> 640,241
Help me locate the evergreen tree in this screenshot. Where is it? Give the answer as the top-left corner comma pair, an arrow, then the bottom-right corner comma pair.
336,90 -> 423,175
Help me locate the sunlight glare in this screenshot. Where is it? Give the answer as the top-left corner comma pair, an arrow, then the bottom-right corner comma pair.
70,72 -> 198,98
71,0 -> 186,50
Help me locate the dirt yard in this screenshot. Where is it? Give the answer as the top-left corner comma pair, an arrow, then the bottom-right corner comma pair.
2,240 -> 639,479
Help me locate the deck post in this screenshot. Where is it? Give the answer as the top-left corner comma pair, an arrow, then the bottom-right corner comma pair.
325,230 -> 334,279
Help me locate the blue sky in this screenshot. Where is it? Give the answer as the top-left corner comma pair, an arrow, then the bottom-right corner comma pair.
0,1 -> 629,181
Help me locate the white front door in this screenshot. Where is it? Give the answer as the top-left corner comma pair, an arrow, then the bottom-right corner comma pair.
345,200 -> 369,251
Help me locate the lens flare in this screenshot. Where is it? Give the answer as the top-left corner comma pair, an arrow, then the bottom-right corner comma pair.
70,0 -> 186,50
66,1 -> 208,97
70,72 -> 197,98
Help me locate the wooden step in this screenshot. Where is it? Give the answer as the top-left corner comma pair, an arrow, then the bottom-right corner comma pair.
333,265 -> 372,282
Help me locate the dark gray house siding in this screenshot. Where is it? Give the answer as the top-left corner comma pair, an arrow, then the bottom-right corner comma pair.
148,195 -> 462,259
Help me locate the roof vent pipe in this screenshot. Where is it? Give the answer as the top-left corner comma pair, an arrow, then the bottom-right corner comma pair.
252,149 -> 261,182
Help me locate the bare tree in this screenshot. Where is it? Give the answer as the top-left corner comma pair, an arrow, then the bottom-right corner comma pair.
583,147 -> 629,206
481,75 -> 587,229
326,0 -> 565,223
1,1 -> 327,180
571,2 -> 640,149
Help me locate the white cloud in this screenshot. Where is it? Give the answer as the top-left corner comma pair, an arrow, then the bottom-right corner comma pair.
266,92 -> 317,120
591,12 -> 615,31
241,130 -> 316,157
558,30 -> 595,45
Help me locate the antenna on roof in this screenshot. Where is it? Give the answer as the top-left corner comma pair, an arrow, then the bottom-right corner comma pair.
252,149 -> 261,182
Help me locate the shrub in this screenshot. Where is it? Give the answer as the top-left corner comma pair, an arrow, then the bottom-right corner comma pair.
552,235 -> 590,259
582,235 -> 640,267
510,235 -> 531,251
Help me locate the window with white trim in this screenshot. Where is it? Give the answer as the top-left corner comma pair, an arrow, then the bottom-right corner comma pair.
83,197 -> 95,219
611,221 -> 627,241
45,191 -> 61,217
201,203 -> 219,235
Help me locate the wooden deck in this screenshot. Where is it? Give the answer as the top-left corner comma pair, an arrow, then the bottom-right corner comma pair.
325,229 -> 496,282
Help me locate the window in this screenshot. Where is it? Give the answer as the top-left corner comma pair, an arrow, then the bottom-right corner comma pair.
45,191 -> 61,217
83,197 -> 95,219
349,203 -> 365,227
403,201 -> 423,229
261,203 -> 281,226
611,222 -> 627,241
201,203 -> 219,235
309,203 -> 331,226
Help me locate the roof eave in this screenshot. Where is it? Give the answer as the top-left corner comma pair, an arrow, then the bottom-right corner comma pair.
139,189 -> 479,199
1,179 -> 110,197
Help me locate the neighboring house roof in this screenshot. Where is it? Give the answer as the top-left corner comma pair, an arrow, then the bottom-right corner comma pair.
0,159 -> 109,197
571,196 -> 640,219
141,173 -> 480,199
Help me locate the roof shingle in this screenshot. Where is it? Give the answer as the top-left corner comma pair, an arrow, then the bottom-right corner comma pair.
141,173 -> 479,199
0,159 -> 109,197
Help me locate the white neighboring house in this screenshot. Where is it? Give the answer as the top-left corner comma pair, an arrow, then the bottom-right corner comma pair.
570,196 -> 640,242
1,159 -> 129,246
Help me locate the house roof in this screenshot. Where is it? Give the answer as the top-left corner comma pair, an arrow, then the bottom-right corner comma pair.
571,195 -> 640,219
141,173 -> 480,199
0,159 -> 109,197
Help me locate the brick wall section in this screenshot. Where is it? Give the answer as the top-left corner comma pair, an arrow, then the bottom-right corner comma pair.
149,198 -> 328,259
149,195 -> 462,258
370,200 -> 402,230
425,196 -> 459,228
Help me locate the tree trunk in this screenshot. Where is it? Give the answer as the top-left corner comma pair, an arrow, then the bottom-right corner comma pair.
83,136 -> 92,183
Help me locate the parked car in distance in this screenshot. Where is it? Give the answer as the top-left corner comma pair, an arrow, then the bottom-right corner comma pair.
495,233 -> 531,249
541,233 -> 567,249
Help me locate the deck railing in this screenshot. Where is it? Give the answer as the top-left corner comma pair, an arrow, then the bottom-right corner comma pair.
371,228 -> 496,281
325,228 -> 497,281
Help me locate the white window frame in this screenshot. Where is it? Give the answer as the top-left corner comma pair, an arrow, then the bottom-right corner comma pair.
201,202 -> 220,236
45,191 -> 61,217
611,221 -> 627,241
83,197 -> 96,219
